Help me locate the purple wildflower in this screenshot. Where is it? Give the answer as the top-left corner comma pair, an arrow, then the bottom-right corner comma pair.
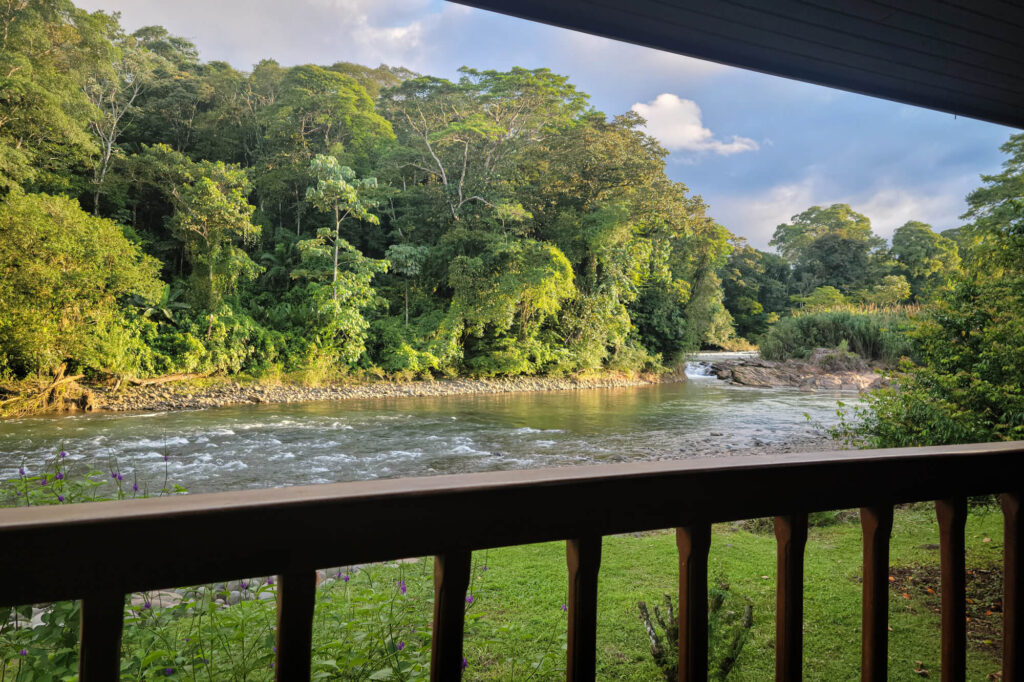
19,467 -> 25,476
561,603 -> 567,612
481,565 -> 487,571
55,472 -> 64,480
164,668 -> 173,676
40,475 -> 47,486
466,594 -> 474,604
111,472 -> 117,479
163,454 -> 169,462
396,641 -> 405,651
57,495 -> 65,502
143,601 -> 151,610
343,574 -> 350,583
59,451 -> 67,458
18,649 -> 27,657
267,576 -> 275,585
461,657 -> 468,670
240,581 -> 249,590
399,580 -> 406,595
335,571 -> 342,579
117,473 -> 123,481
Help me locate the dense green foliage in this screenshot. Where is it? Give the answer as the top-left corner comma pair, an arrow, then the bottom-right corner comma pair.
0,191 -> 162,377
0,3 -> 738,383
840,133 -> 1024,447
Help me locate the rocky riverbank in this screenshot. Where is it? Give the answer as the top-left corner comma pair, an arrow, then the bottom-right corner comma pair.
93,373 -> 681,413
708,348 -> 889,391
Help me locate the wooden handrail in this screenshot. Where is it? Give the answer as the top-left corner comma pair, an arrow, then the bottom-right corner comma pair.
1,441 -> 1022,681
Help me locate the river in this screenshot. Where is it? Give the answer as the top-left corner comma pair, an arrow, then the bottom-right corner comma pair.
0,356 -> 851,493
0,357 -> 852,494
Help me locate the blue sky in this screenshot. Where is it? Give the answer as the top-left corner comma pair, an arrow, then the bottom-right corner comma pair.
78,0 -> 1019,249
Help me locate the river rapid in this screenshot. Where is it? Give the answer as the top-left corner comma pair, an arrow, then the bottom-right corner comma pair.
0,357 -> 852,494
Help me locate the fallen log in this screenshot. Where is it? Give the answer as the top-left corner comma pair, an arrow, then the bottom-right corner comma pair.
0,365 -> 86,417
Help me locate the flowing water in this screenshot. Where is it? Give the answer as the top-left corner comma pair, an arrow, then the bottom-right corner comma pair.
0,356 -> 852,494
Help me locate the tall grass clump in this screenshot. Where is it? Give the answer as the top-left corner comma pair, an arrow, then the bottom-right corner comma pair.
758,310 -> 918,365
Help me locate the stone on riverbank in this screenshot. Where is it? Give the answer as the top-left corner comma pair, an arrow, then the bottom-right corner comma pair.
90,374 -> 681,415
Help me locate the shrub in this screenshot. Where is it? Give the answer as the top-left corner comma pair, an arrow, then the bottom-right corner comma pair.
758,310 -> 917,365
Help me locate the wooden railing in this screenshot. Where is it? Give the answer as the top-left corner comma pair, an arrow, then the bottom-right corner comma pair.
1,442 -> 1021,681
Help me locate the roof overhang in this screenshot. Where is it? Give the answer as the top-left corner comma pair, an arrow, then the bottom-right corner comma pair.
450,0 -> 1024,130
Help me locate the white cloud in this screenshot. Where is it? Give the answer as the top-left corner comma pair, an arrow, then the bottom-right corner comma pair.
853,185 -> 963,238
631,94 -> 758,155
75,0 -> 471,72
709,173 -> 976,249
713,177 -> 818,247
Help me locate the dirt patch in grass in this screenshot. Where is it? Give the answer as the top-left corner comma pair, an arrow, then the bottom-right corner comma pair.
889,564 -> 1003,660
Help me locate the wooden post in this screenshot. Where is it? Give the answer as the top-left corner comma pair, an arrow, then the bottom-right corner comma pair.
275,570 -> 317,682
1002,493 -> 1022,681
936,498 -> 967,682
860,506 -> 893,681
566,536 -> 602,681
677,522 -> 712,682
79,591 -> 124,681
774,514 -> 808,682
431,551 -> 472,680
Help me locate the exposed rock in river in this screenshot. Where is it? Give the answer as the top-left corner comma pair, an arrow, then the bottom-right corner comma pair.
710,348 -> 888,392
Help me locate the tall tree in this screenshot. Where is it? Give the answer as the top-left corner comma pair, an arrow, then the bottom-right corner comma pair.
0,0 -> 113,194
302,154 -> 380,301
84,31 -> 158,213
889,221 -> 960,300
136,144 -> 261,335
771,204 -> 885,294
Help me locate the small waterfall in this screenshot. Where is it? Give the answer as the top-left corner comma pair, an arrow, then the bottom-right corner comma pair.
684,361 -> 716,378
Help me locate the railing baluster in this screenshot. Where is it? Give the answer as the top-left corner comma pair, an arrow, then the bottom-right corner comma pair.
936,498 -> 967,682
275,570 -> 317,682
566,536 -> 602,681
78,591 -> 124,681
431,550 -> 472,680
677,522 -> 712,682
774,513 -> 808,682
860,506 -> 893,682
1002,493 -> 1022,681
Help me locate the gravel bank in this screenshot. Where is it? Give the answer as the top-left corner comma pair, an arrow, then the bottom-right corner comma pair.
95,373 -> 682,413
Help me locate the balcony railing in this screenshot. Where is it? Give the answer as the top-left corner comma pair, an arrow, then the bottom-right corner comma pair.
1,441 -> 1021,681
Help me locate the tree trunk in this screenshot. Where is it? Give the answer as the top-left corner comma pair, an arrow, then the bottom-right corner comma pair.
332,205 -> 340,301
